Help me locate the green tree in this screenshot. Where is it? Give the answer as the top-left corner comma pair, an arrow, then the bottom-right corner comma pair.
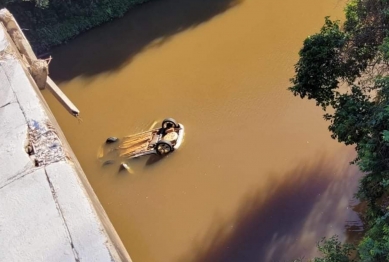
0,0 -> 151,53
314,236 -> 356,262
290,0 -> 389,211
289,0 -> 389,261
358,212 -> 389,261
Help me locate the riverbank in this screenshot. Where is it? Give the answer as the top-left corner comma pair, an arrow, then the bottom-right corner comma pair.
0,12 -> 132,262
2,0 -> 152,54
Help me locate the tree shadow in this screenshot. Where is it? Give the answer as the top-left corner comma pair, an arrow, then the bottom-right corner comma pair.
180,155 -> 362,262
48,0 -> 243,82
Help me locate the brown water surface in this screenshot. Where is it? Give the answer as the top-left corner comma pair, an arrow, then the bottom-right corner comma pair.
43,0 -> 363,261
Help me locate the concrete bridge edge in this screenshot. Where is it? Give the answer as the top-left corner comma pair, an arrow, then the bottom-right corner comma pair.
0,12 -> 133,262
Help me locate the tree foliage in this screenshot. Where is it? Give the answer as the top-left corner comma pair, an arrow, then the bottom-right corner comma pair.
291,0 -> 389,208
290,18 -> 347,109
358,212 -> 389,261
290,0 -> 389,261
0,0 -> 151,53
313,236 -> 356,262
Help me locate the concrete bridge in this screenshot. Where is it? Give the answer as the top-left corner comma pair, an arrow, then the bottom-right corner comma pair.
0,9 -> 132,262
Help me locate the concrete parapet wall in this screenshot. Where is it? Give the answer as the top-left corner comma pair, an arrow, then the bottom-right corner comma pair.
0,15 -> 132,262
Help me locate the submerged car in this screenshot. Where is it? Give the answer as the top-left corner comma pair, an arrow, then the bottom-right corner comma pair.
106,118 -> 185,159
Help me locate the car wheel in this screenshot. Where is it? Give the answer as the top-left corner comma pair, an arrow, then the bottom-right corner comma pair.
162,118 -> 179,129
156,140 -> 173,155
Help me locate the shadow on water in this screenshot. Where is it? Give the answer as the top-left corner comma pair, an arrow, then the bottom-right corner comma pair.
49,0 -> 243,82
180,155 -> 362,262
145,154 -> 167,166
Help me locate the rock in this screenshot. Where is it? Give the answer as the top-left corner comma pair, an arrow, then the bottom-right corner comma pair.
105,137 -> 118,144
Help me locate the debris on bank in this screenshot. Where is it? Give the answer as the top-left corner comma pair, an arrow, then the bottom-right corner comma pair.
27,120 -> 66,167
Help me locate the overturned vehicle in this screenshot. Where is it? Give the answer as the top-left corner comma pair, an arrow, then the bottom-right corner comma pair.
105,118 -> 185,160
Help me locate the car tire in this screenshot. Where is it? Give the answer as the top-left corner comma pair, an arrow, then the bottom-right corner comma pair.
156,140 -> 174,155
162,118 -> 179,129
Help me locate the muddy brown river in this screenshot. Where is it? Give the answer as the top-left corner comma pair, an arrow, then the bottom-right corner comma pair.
42,0 -> 363,261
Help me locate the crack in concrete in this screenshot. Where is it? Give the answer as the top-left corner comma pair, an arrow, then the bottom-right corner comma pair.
1,59 -> 29,125
44,167 -> 80,262
0,101 -> 11,108
0,157 -> 66,190
0,60 -> 17,109
0,164 -> 38,190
